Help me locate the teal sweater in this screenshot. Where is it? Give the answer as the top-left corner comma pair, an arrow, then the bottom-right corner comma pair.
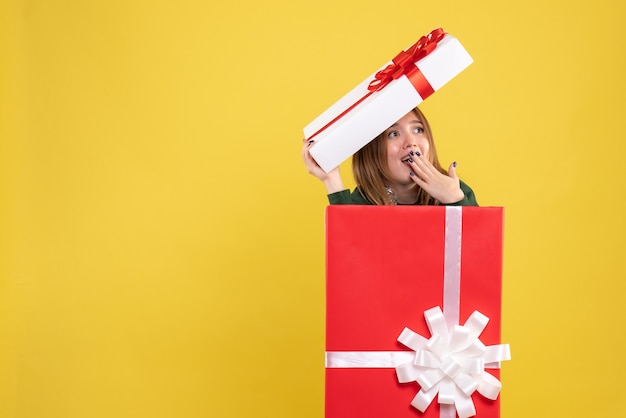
328,180 -> 478,206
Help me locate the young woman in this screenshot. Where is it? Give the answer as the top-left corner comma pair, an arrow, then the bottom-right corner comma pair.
302,107 -> 478,206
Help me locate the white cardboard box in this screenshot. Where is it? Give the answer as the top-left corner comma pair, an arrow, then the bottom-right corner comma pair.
304,32 -> 473,173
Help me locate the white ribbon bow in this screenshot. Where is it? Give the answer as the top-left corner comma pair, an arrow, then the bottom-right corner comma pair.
395,306 -> 511,418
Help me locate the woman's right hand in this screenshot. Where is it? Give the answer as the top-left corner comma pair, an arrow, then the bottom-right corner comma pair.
301,140 -> 345,194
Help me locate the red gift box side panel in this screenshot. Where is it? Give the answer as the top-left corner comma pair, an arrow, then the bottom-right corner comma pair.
325,369 -> 501,418
325,369 -> 440,418
460,207 -> 504,417
325,206 -> 446,350
459,207 -> 504,346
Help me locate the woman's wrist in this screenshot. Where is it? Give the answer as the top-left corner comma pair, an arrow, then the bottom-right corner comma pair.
322,171 -> 345,194
439,189 -> 465,204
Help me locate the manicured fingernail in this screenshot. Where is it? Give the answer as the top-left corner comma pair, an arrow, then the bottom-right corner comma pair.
453,161 -> 457,167
408,158 -> 413,163
409,150 -> 414,156
409,172 -> 414,176
416,151 -> 421,157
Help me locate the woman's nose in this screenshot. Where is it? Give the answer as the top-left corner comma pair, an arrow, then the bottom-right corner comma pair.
403,134 -> 418,148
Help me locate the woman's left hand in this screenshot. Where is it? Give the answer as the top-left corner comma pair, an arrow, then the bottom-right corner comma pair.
406,153 -> 464,204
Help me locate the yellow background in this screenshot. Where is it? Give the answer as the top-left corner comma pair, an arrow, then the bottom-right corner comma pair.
1,0 -> 625,417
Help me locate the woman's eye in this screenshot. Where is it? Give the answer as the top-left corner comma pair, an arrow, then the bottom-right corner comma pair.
413,127 -> 424,134
387,131 -> 399,139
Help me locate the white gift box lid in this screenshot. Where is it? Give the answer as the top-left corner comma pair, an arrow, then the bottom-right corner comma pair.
303,30 -> 473,173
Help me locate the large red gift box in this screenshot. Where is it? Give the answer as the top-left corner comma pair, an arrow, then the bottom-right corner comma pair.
304,28 -> 473,173
325,206 -> 508,418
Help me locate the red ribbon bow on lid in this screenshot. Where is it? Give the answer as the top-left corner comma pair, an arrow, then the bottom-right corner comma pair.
368,27 -> 446,93
306,28 -> 446,142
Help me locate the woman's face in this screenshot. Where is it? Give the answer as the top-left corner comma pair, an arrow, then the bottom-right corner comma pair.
384,110 -> 430,185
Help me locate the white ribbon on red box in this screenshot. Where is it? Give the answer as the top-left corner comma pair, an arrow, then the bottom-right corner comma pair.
325,207 -> 511,418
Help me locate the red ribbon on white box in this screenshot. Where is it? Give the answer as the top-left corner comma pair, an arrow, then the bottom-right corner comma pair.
367,27 -> 444,95
307,28 -> 445,142
325,207 -> 511,418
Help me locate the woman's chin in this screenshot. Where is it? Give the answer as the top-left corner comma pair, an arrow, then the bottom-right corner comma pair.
389,177 -> 414,187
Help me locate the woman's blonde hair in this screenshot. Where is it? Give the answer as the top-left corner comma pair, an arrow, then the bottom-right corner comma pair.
352,107 -> 446,205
